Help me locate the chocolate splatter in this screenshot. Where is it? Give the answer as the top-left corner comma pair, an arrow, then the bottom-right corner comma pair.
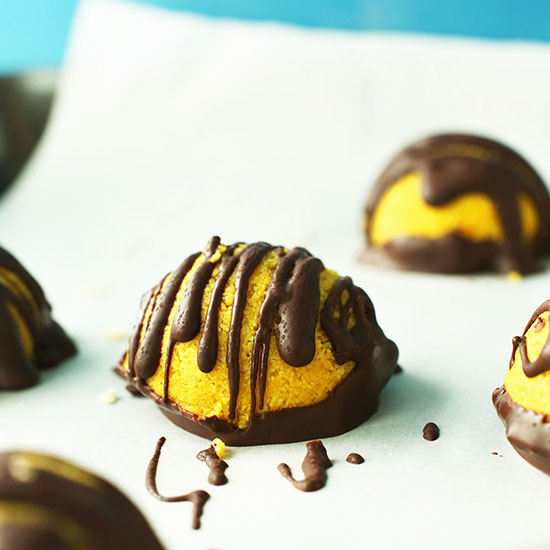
346,453 -> 365,464
0,247 -> 76,389
277,440 -> 332,492
365,134 -> 550,274
196,446 -> 228,486
509,300 -> 550,377
119,237 -> 399,445
146,437 -> 210,530
423,422 -> 440,441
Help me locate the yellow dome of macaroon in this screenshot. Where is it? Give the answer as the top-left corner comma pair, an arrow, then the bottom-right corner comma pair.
493,300 -> 550,475
364,134 -> 550,274
0,246 -> 76,389
118,237 -> 398,445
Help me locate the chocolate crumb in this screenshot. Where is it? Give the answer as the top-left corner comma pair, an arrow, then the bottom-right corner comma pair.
393,365 -> 403,375
422,422 -> 440,441
346,453 -> 365,464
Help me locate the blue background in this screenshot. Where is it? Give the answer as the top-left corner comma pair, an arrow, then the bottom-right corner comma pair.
0,0 -> 549,73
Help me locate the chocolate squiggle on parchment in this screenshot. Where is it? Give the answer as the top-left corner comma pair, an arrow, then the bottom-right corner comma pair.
277,440 -> 332,492
146,437 -> 210,530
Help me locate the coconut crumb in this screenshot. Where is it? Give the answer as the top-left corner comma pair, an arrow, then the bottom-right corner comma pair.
97,388 -> 119,405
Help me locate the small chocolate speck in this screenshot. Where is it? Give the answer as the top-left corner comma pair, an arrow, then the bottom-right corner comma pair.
346,453 -> 365,464
422,422 -> 440,441
393,365 -> 403,375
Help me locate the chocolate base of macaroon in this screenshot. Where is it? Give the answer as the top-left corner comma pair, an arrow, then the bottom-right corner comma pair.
116,337 -> 397,446
362,233 -> 539,275
493,385 -> 550,475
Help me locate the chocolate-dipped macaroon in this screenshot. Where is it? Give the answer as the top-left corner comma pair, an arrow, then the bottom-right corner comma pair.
0,246 -> 76,389
493,300 -> 550,474
364,134 -> 550,274
0,450 -> 164,549
117,237 -> 398,446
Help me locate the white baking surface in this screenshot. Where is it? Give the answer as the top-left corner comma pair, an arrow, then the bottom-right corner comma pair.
2,1 -> 550,548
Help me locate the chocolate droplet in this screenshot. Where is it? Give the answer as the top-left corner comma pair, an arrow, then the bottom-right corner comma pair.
422,422 -> 440,441
346,453 -> 365,464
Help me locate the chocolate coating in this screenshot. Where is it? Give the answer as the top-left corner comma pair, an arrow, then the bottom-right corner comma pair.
119,237 -> 398,446
0,450 -> 164,549
509,300 -> 550,377
0,246 -> 76,389
365,134 -> 550,274
493,386 -> 550,475
278,440 -> 332,492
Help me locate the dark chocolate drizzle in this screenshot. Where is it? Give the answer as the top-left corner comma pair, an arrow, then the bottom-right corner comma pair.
196,446 -> 229,486
277,440 -> 332,492
346,453 -> 365,464
509,300 -> 550,378
320,276 -> 375,365
121,237 -> 398,445
250,246 -> 323,412
365,134 -> 550,274
146,437 -> 210,530
0,247 -> 76,389
493,386 -> 550,476
0,450 -> 164,549
223,242 -> 272,417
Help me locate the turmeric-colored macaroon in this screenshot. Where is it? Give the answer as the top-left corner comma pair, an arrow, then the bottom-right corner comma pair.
0,246 -> 76,389
117,237 -> 398,445
364,134 -> 550,274
493,300 -> 550,474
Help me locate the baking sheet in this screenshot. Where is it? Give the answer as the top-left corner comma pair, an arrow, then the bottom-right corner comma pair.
2,1 -> 550,548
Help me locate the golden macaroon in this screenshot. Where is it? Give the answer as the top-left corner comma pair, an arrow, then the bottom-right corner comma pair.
493,300 -> 550,474
0,450 -> 163,549
118,237 -> 398,445
0,246 -> 76,389
364,134 -> 550,273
